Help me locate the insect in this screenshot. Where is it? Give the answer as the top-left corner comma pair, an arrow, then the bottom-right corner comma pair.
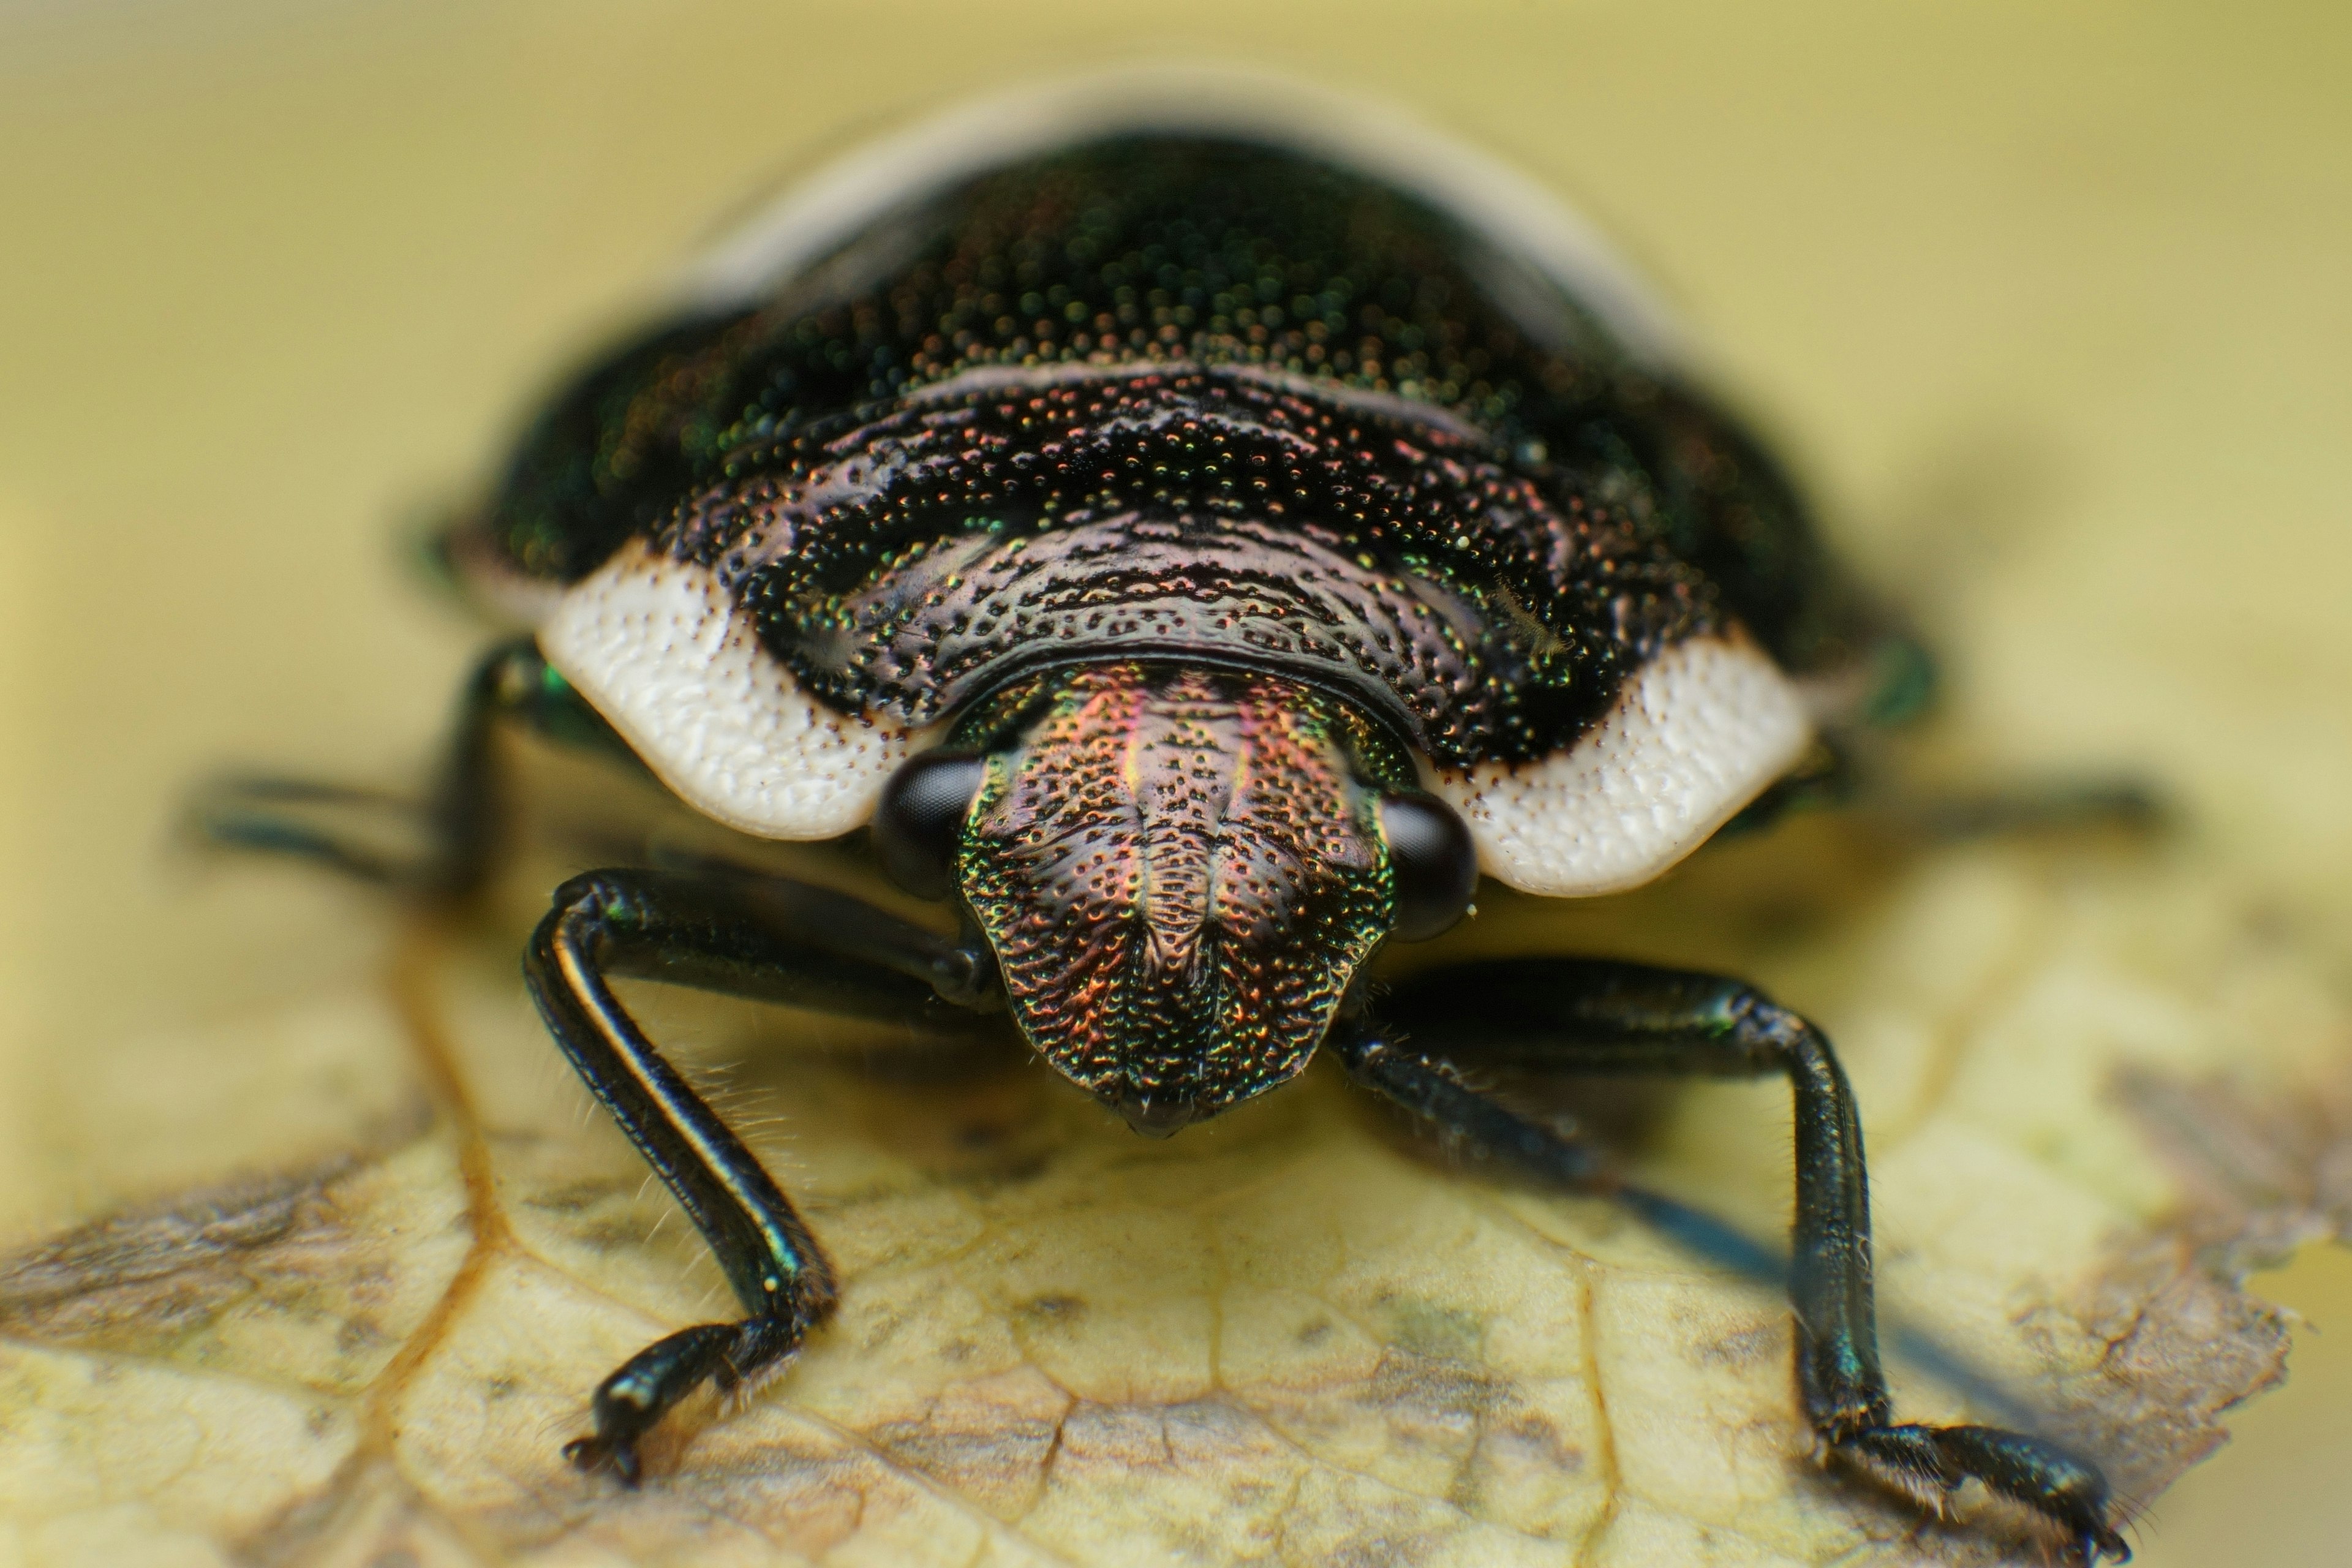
202,75 -> 2127,1562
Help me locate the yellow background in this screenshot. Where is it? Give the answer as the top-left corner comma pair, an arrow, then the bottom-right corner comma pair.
2,2 -> 2346,1562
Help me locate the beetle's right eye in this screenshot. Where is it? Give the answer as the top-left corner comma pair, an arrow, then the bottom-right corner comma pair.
1379,791 -> 1480,942
872,750 -> 987,900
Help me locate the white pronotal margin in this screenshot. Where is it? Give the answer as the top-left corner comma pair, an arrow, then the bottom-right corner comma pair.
541,542 -> 933,840
1430,637 -> 1812,896
541,69 -> 1811,872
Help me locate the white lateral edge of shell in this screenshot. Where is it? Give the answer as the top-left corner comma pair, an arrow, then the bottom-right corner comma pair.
1433,638 -> 1813,897
674,63 -> 1691,370
540,543 -> 927,840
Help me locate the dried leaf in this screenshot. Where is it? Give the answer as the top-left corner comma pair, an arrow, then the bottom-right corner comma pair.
6,823 -> 2344,1567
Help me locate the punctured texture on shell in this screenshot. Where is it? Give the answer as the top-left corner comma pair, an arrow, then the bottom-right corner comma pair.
537,541 -> 927,840
1433,635 -> 1812,895
472,137 -> 1889,766
954,662 -> 1407,1125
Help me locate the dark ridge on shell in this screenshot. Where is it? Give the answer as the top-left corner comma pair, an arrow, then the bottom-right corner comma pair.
460,134 -> 1894,750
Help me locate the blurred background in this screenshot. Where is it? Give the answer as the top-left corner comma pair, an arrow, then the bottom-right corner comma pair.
1,2 -> 2346,1561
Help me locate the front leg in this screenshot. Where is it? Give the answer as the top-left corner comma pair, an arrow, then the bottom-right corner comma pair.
194,636 -> 636,898
525,865 -> 995,1481
1347,957 -> 2128,1563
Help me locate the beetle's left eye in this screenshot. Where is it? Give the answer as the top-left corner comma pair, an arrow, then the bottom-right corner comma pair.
872,750 -> 987,899
1378,793 -> 1479,941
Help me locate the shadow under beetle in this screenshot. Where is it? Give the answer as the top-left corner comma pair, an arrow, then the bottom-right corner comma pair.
201,78 -> 2129,1562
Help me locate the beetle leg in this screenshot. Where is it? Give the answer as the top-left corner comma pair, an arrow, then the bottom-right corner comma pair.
1720,735 -> 2160,846
185,775 -> 442,886
1890,778 -> 2163,842
1342,957 -> 2128,1564
193,635 -> 631,897
526,864 -> 996,1482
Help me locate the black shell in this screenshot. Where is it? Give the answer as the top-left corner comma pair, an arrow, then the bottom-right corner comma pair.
462,131 -> 1892,768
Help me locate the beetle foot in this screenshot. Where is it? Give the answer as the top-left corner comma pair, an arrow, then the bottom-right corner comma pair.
562,1428 -> 644,1487
1834,1422 -> 2128,1563
564,1319 -> 800,1485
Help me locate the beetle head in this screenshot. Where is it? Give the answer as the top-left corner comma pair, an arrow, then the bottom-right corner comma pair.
879,660 -> 1472,1134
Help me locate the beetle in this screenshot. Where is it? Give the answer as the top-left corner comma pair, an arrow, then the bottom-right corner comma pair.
201,74 -> 2128,1562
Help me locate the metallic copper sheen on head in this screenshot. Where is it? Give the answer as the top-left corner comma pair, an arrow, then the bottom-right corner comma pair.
956,662 -> 1400,1133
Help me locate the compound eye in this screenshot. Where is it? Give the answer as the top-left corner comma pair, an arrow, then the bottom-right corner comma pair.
872,750 -> 987,900
1379,792 -> 1479,942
